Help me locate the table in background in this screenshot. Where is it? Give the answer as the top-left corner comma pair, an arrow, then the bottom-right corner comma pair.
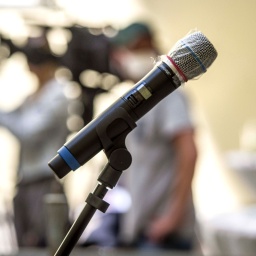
9,247 -> 202,256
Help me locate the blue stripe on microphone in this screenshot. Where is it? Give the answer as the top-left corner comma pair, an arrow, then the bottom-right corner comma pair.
182,40 -> 206,73
58,146 -> 80,171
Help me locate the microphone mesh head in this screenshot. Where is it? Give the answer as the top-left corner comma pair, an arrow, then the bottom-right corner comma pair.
168,31 -> 218,80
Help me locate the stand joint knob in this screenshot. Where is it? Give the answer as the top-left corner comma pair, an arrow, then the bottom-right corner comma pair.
86,193 -> 109,213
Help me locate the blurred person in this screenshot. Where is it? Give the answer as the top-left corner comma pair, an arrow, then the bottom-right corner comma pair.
108,22 -> 199,251
0,35 -> 70,247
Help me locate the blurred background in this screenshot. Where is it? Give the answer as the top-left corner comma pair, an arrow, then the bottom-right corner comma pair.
1,0 -> 256,255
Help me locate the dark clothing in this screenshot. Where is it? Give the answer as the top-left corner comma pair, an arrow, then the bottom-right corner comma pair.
13,177 -> 64,247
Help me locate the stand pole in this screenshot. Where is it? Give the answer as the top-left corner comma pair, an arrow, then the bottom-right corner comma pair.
54,106 -> 136,255
54,184 -> 108,256
54,204 -> 97,256
54,148 -> 132,256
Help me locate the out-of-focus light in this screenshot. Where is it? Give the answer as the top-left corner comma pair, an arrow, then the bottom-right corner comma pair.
55,67 -> 73,81
79,69 -> 101,88
55,0 -> 145,27
64,81 -> 82,99
0,45 -> 11,60
47,27 -> 71,55
0,12 -> 28,39
0,54 -> 37,110
101,73 -> 119,91
0,0 -> 41,7
67,115 -> 84,132
102,26 -> 118,38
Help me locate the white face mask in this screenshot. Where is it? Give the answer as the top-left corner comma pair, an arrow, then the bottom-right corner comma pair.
118,49 -> 157,82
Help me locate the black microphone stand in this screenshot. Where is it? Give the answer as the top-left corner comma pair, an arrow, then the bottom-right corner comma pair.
54,109 -> 136,256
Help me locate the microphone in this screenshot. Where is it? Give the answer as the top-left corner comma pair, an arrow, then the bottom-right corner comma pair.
49,31 -> 218,179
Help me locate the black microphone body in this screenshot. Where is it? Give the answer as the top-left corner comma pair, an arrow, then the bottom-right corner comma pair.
49,62 -> 178,178
49,31 -> 218,179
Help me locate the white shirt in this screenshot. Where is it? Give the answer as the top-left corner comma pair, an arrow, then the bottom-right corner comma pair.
0,78 -> 69,182
121,88 -> 196,242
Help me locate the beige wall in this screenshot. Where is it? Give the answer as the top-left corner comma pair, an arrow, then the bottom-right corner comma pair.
137,0 -> 256,152
130,0 -> 256,216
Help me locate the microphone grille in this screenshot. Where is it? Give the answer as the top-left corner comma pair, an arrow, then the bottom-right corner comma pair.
168,31 -> 218,80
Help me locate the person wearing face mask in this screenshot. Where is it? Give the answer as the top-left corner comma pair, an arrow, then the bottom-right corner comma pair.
109,22 -> 159,82
107,22 -> 199,252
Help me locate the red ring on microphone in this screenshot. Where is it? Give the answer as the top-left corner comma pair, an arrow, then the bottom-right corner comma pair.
167,56 -> 188,82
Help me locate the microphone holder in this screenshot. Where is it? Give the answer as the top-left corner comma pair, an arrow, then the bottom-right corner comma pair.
54,109 -> 136,256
